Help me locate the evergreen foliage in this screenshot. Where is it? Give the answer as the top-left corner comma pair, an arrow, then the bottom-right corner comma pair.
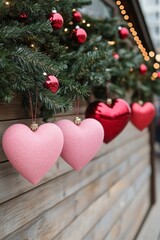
0,0 -> 158,120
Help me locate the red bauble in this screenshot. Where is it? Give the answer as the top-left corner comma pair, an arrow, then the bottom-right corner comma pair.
19,12 -> 28,21
130,102 -> 156,130
118,27 -> 129,39
139,64 -> 148,74
72,26 -> 87,44
157,71 -> 160,78
49,11 -> 64,30
85,99 -> 131,143
113,53 -> 120,60
44,75 -> 59,93
72,11 -> 82,22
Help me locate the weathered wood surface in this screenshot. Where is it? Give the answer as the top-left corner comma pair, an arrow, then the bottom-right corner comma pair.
0,100 -> 152,240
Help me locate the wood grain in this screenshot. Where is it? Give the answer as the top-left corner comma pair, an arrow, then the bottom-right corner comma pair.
104,181 -> 150,240
83,169 -> 150,240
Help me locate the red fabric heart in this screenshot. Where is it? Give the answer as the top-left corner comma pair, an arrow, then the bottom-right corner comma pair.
85,99 -> 131,143
130,102 -> 156,130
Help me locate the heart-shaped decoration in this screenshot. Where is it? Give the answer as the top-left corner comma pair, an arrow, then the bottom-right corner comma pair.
56,119 -> 104,171
2,123 -> 64,184
130,102 -> 156,130
85,99 -> 131,143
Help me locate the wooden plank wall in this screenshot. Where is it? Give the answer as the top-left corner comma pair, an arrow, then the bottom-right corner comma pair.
0,102 -> 152,240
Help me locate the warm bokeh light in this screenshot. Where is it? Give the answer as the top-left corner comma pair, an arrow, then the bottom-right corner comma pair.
121,10 -> 126,15
116,1 -> 121,5
153,63 -> 160,69
149,51 -> 155,58
108,41 -> 116,45
155,54 -> 160,62
128,22 -> 133,27
119,5 -> 124,10
124,15 -> 129,20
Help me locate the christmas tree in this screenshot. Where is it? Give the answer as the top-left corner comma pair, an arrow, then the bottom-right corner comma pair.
0,0 -> 158,120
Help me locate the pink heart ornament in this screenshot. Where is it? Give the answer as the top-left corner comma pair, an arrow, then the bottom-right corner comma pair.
56,119 -> 104,171
2,123 -> 64,184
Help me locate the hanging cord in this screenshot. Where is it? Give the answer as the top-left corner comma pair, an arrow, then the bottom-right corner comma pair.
137,80 -> 143,105
75,97 -> 80,117
28,86 -> 39,131
74,97 -> 81,125
106,80 -> 112,105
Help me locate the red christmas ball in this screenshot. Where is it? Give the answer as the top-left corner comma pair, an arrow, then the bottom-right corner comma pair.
19,12 -> 28,21
72,26 -> 87,44
49,11 -> 64,30
44,75 -> 59,93
72,11 -> 82,22
118,27 -> 129,39
157,71 -> 160,78
113,53 -> 120,60
139,64 -> 148,74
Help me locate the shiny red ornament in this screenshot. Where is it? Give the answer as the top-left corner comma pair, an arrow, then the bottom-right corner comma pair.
157,71 -> 160,78
85,99 -> 131,143
44,75 -> 59,93
72,26 -> 87,44
49,11 -> 64,30
139,64 -> 148,75
118,27 -> 129,39
19,12 -> 28,21
113,53 -> 120,60
72,11 -> 82,22
130,102 -> 156,130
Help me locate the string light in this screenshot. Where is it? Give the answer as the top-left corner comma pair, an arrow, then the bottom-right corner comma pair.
116,2 -> 152,63
108,41 -> 116,45
5,1 -> 10,5
31,43 -> 35,48
124,15 -> 129,20
119,5 -> 124,10
121,10 -> 126,15
130,27 -> 135,33
82,19 -> 86,23
152,72 -> 158,78
128,22 -> 133,27
155,54 -> 160,62
153,63 -> 160,69
86,23 -> 91,27
69,21 -> 73,25
64,28 -> 68,32
116,1 -> 121,5
149,51 -> 155,57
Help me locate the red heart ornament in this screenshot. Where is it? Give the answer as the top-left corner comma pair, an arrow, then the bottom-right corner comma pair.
56,119 -> 104,171
85,99 -> 131,143
2,123 -> 64,184
130,102 -> 156,130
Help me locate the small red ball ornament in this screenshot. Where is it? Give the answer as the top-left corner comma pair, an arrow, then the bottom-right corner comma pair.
157,71 -> 160,78
49,10 -> 64,30
72,10 -> 82,22
113,53 -> 120,60
19,12 -> 28,21
139,64 -> 148,75
118,26 -> 129,39
72,26 -> 87,44
44,75 -> 59,93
